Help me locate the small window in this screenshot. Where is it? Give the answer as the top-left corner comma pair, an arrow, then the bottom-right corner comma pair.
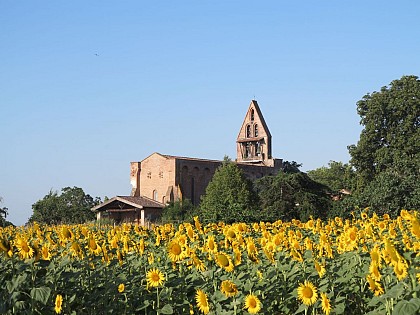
255,142 -> 261,156
254,124 -> 258,137
250,109 -> 255,121
147,172 -> 152,179
159,171 -> 163,179
153,190 -> 158,201
245,143 -> 251,158
246,125 -> 251,138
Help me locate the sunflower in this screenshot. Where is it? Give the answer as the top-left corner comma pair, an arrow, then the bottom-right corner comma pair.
41,245 -> 51,260
138,238 -> 145,255
187,227 -> 195,240
215,252 -> 234,272
225,227 -> 237,240
369,262 -> 381,281
70,241 -> 84,259
60,226 -> 73,241
192,254 -> 206,272
0,238 -> 13,258
195,289 -> 210,314
118,283 -> 125,293
14,236 -> 34,259
244,294 -> 261,314
393,260 -> 408,280
233,248 -> 242,266
168,239 -> 185,262
263,242 -> 275,263
87,235 -> 102,255
320,292 -> 331,315
314,261 -> 326,278
290,249 -> 303,262
246,238 -> 259,263
205,235 -> 218,254
194,216 -> 203,232
411,219 -> 420,238
366,275 -> 384,296
370,246 -> 381,266
146,268 -> 165,288
55,294 -> 63,314
220,280 -> 238,297
297,280 -> 318,306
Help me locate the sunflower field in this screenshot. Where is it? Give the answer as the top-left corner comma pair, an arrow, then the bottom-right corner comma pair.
0,210 -> 419,315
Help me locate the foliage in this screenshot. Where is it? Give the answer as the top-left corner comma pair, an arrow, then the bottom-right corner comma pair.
308,161 -> 356,193
0,211 -> 419,314
28,187 -> 100,225
0,197 -> 13,228
254,171 -> 331,222
160,200 -> 196,224
282,160 -> 303,174
357,171 -> 420,217
199,159 -> 259,223
348,75 -> 420,212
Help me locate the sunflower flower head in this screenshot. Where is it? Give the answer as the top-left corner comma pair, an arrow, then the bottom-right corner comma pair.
195,289 -> 210,314
244,294 -> 262,314
146,268 -> 165,288
14,236 -> 34,260
315,261 -> 326,278
320,292 -> 331,315
54,294 -> 63,314
167,239 -> 186,262
220,280 -> 238,297
215,252 -> 234,272
297,280 -> 318,306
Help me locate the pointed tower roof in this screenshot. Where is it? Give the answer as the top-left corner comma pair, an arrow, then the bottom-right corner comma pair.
236,100 -> 274,164
237,100 -> 271,139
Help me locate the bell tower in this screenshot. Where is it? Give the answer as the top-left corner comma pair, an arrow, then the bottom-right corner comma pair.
236,100 -> 274,166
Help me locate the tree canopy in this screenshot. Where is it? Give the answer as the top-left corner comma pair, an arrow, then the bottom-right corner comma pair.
254,170 -> 331,222
0,197 -> 12,227
199,158 -> 259,223
28,187 -> 100,225
347,75 -> 420,214
307,161 -> 356,193
348,75 -> 419,184
161,199 -> 196,223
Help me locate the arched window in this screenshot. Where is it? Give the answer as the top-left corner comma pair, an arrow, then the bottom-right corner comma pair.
254,124 -> 258,137
246,125 -> 251,138
153,190 -> 158,201
245,143 -> 251,158
250,109 -> 255,121
255,142 -> 261,156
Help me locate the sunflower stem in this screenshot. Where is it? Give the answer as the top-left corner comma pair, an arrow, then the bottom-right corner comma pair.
156,286 -> 160,314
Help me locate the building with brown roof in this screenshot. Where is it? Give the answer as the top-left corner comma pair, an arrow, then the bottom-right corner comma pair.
92,100 -> 282,225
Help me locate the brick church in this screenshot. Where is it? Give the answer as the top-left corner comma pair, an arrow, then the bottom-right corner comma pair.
92,100 -> 282,225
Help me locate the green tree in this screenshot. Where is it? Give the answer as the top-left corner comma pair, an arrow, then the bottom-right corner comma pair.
28,187 -> 100,225
308,161 -> 356,193
254,170 -> 331,222
199,158 -> 259,223
348,75 -> 420,213
0,197 -> 12,227
160,199 -> 196,223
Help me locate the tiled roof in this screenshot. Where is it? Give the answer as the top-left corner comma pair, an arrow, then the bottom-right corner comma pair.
117,196 -> 164,208
162,154 -> 223,163
91,195 -> 164,212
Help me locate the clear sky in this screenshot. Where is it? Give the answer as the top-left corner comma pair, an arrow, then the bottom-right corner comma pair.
1,1 -> 419,226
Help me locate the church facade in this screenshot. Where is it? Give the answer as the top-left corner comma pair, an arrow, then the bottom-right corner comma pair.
92,100 -> 282,225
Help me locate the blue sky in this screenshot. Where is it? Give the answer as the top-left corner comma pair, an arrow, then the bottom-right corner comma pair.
1,1 -> 419,225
